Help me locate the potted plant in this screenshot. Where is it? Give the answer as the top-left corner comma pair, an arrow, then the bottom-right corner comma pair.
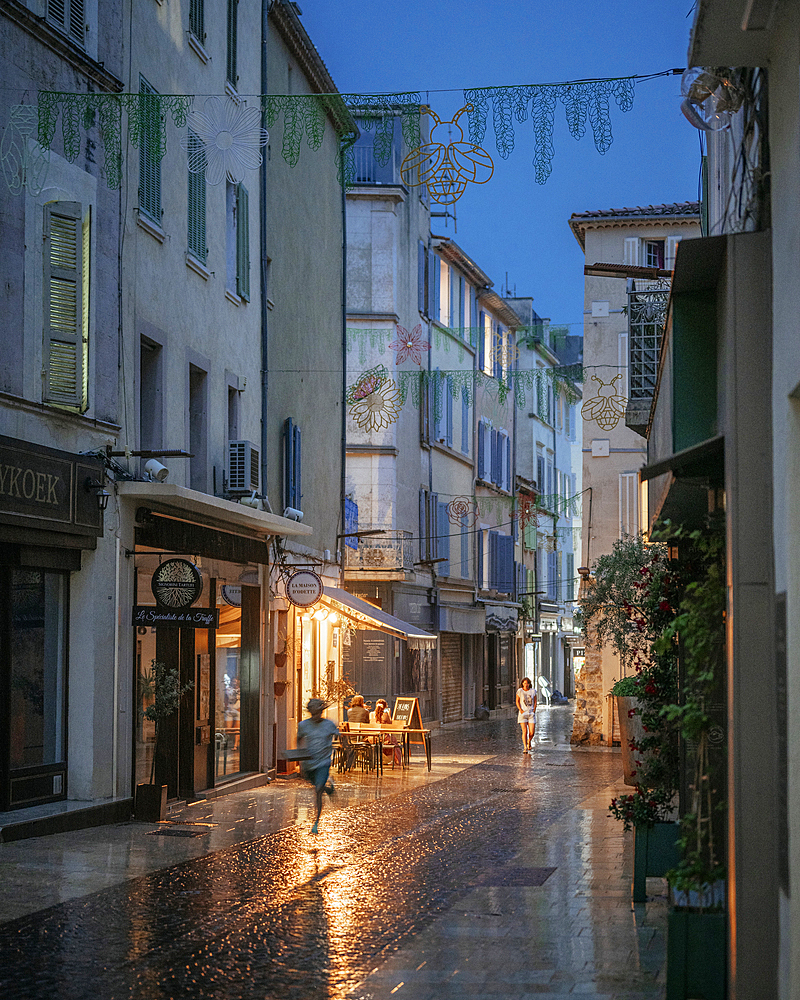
135,659 -> 194,822
580,534 -> 682,902
654,523 -> 727,1000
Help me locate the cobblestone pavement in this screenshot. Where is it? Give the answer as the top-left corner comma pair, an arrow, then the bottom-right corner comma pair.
0,708 -> 667,999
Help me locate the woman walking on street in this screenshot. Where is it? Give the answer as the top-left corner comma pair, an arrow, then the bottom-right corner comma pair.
516,677 -> 537,754
296,698 -> 339,834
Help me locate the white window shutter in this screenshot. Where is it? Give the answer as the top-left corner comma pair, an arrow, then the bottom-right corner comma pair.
43,202 -> 85,409
624,237 -> 639,266
666,236 -> 681,270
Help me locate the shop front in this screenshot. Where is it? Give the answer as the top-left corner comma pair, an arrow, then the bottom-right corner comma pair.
0,436 -> 105,812
482,601 -> 520,709
120,483 -> 311,802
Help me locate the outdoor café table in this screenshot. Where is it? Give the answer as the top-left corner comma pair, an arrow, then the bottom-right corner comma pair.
349,724 -> 432,772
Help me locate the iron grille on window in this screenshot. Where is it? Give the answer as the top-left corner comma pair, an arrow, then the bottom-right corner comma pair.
628,279 -> 670,400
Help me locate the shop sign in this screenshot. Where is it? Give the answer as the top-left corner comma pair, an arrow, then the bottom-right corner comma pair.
221,584 -> 242,607
540,617 -> 558,632
132,606 -> 220,628
286,570 -> 323,607
561,616 -> 574,632
151,559 -> 203,608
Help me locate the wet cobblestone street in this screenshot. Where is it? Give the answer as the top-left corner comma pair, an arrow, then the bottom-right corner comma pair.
0,708 -> 667,999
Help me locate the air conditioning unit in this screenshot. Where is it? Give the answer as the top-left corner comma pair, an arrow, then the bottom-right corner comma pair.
228,440 -> 260,493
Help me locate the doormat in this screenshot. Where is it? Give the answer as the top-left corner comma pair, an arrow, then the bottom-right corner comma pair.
475,866 -> 556,887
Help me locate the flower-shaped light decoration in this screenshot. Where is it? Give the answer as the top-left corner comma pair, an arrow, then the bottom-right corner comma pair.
347,365 -> 403,431
446,496 -> 479,526
389,323 -> 430,367
514,498 -> 540,531
490,334 -> 519,369
181,97 -> 268,185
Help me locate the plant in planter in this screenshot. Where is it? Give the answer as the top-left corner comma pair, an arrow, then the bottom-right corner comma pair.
652,521 -> 727,1000
135,659 -> 194,822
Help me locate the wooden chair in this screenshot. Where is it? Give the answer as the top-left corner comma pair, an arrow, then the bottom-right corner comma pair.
346,722 -> 378,772
380,721 -> 405,769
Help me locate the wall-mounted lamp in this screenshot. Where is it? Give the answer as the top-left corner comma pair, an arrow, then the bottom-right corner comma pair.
84,477 -> 110,512
312,607 -> 329,622
144,458 -> 169,482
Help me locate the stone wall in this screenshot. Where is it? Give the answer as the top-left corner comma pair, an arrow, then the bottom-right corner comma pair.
571,626 -> 604,745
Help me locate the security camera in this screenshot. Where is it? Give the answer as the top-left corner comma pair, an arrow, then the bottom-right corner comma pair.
282,506 -> 304,522
144,458 -> 169,482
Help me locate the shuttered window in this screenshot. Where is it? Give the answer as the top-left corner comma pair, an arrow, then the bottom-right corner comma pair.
138,77 -> 161,224
283,418 -> 302,510
417,241 -> 426,313
226,0 -> 238,87
437,501 -> 450,576
47,0 -> 85,45
190,0 -> 204,39
566,553 -> 575,601
187,131 -> 207,263
477,419 -> 485,479
460,514 -> 469,579
461,386 -> 470,454
619,472 -> 639,538
624,237 -> 639,266
445,375 -> 453,446
236,183 -> 250,301
43,201 -> 89,411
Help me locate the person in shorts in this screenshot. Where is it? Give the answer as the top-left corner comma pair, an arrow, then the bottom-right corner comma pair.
516,677 -> 537,754
296,698 -> 339,834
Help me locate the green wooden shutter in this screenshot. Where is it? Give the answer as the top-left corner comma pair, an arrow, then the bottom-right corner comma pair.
189,0 -> 204,39
47,0 -> 84,44
139,77 -> 161,223
80,206 -> 90,411
187,131 -> 207,263
43,202 -> 84,409
236,183 -> 250,301
226,0 -> 238,86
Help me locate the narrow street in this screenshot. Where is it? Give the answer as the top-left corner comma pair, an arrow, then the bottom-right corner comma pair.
0,708 -> 667,1000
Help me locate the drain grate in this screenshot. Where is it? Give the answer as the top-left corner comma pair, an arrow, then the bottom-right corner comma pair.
475,866 -> 556,887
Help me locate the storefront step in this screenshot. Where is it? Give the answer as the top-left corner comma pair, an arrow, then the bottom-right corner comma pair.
196,772 -> 272,802
0,797 -> 134,844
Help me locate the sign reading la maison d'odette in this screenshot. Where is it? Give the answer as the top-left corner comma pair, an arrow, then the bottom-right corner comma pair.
285,570 -> 324,608
132,606 -> 220,628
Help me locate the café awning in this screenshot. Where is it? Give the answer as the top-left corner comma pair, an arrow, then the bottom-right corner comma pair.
320,587 -> 437,649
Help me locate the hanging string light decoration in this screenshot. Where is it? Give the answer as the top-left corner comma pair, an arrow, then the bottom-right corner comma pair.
400,104 -> 493,205
463,78 -> 635,184
389,323 -> 430,366
580,374 -> 627,430
1,105 -> 50,196
346,365 -> 403,431
514,497 -> 541,530
181,97 -> 268,184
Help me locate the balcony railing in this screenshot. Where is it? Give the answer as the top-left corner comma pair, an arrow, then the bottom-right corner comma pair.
344,529 -> 413,573
626,280 -> 670,435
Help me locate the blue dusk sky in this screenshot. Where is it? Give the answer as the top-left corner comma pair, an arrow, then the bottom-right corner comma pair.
297,0 -> 700,330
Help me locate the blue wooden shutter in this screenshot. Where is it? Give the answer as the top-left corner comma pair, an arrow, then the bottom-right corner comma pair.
418,241 -> 426,313
477,419 -> 485,478
429,492 -> 438,558
236,183 -> 250,300
477,530 -> 484,588
427,249 -> 435,316
461,514 -> 469,579
446,376 -> 453,446
470,288 -> 478,345
437,501 -> 450,576
293,424 -> 301,508
505,434 -> 511,491
502,535 -> 514,593
226,0 -> 238,85
187,131 -> 207,263
461,387 -> 469,453
433,368 -> 442,440
433,256 -> 441,320
478,310 -> 485,370
283,418 -> 294,510
138,76 -> 161,223
419,488 -> 428,560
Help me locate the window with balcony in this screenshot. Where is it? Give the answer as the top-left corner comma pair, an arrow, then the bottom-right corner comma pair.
353,115 -> 403,185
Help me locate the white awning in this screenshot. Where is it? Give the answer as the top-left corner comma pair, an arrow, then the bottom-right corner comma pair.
320,587 -> 437,649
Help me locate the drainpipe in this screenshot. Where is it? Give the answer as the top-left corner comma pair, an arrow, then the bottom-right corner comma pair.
340,162 -> 347,590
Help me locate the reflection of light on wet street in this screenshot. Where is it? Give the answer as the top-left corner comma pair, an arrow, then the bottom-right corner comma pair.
0,709 -> 668,999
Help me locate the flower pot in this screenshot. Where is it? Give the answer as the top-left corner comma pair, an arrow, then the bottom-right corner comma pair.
666,909 -> 726,999
632,821 -> 681,902
616,695 -> 645,785
135,782 -> 167,823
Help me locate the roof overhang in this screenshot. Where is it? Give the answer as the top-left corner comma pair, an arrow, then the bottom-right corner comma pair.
117,482 -> 313,540
584,263 -> 673,279
320,587 -> 438,649
433,239 -> 493,289
476,289 -> 524,329
689,0 -> 775,67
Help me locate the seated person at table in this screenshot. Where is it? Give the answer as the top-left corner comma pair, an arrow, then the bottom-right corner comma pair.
378,706 -> 403,766
347,694 -> 370,724
370,699 -> 388,725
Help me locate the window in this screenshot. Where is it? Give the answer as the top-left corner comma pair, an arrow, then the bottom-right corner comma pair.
644,239 -> 665,268
489,531 -> 514,593
437,501 -> 450,576
418,241 -> 426,314
666,236 -> 681,269
477,310 -> 486,371
187,131 -> 207,264
226,0 -> 238,88
619,472 -> 639,538
547,551 -> 557,599
460,514 -> 470,579
618,332 -> 629,397
226,182 -> 250,300
284,418 -> 302,511
189,0 -> 204,40
624,237 -> 639,266
189,364 -> 208,491
445,376 -> 453,446
458,275 -> 466,333
477,419 -> 490,480
227,385 -> 240,441
433,369 -> 443,442
138,77 -> 161,224
418,489 -> 438,562
428,250 -> 438,318
353,115 -> 403,184
43,201 -> 90,411
47,0 -> 85,46
420,372 -> 432,445
536,450 -> 545,492
140,337 -> 163,453
439,260 -> 451,325
565,553 -> 575,602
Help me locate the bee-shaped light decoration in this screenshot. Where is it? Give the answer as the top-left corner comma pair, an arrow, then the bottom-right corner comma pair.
401,104 -> 493,205
580,374 -> 628,431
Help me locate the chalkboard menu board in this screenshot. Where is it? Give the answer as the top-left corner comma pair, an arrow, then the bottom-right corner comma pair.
393,696 -> 424,741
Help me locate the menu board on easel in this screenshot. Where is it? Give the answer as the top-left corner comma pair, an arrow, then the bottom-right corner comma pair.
393,697 -> 424,743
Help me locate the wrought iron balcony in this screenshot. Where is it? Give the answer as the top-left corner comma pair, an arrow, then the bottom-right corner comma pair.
626,279 -> 670,436
344,529 -> 413,574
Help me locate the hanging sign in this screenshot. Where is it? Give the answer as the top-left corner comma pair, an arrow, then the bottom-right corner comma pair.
286,570 -> 323,608
132,606 -> 219,628
221,584 -> 242,607
151,558 -> 203,608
